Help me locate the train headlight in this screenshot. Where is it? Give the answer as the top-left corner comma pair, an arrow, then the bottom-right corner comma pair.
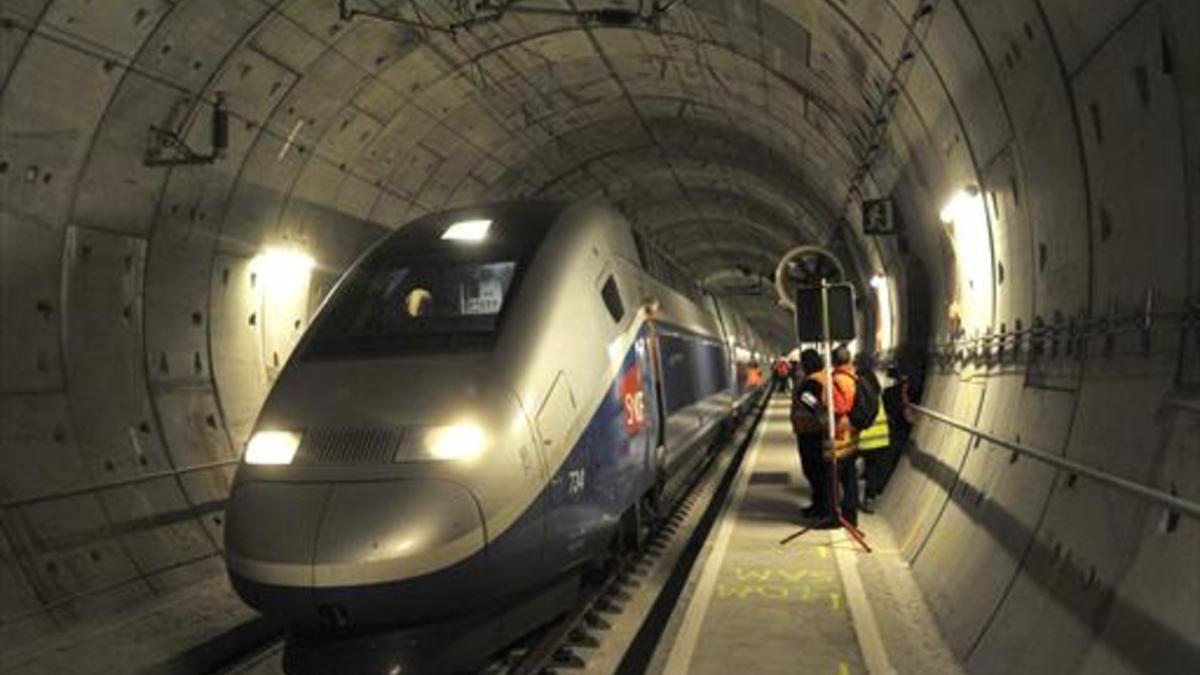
244,431 -> 302,465
421,424 -> 487,462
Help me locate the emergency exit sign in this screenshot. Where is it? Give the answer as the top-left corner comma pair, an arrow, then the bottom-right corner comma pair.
862,197 -> 897,235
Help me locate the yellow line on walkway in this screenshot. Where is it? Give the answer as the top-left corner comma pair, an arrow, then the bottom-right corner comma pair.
660,402 -> 772,675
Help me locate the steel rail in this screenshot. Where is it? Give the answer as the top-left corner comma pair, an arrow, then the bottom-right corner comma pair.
908,404 -> 1200,520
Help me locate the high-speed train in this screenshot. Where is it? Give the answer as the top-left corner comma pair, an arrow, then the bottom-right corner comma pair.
224,202 -> 768,668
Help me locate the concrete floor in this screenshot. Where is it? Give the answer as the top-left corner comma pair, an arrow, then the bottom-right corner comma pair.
650,395 -> 962,675
0,572 -> 261,675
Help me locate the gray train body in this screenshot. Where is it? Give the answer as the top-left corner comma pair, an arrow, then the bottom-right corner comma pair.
224,202 -> 767,637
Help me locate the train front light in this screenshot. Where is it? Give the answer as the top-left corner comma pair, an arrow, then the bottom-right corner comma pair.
244,431 -> 302,465
421,424 -> 487,462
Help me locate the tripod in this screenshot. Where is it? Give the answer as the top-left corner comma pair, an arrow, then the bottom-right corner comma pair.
780,279 -> 871,553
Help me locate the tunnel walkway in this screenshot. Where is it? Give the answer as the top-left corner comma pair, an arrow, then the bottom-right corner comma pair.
648,395 -> 962,675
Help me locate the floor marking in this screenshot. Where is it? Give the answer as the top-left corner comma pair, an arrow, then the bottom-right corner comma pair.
832,529 -> 896,674
839,661 -> 851,675
660,406 -> 770,675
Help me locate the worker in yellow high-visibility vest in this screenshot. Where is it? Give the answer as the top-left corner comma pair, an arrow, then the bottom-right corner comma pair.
856,357 -> 891,512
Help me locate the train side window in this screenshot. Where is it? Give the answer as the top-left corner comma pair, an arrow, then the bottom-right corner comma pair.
601,276 -> 624,323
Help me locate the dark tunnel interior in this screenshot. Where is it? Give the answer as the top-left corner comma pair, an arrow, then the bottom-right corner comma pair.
0,1 -> 1197,673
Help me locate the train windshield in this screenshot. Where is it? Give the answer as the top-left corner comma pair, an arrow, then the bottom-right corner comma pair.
304,205 -> 560,358
305,258 -> 522,357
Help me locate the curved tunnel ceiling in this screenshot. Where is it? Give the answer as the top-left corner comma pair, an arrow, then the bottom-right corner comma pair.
1,0 -> 1198,673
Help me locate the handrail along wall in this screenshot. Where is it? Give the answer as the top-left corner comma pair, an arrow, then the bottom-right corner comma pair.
908,404 -> 1200,521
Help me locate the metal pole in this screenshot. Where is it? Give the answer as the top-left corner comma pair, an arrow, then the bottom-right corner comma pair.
821,280 -> 837,451
820,283 -> 840,523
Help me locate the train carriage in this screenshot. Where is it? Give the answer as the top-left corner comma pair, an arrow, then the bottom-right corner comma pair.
224,202 -> 767,662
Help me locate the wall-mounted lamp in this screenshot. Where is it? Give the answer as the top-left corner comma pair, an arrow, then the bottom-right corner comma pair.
870,274 -> 895,352
256,247 -> 314,278
939,184 -> 983,225
939,184 -> 993,327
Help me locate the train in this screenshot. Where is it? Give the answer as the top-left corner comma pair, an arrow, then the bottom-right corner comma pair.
223,201 -> 770,672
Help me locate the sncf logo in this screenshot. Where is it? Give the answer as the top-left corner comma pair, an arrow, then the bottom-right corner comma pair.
619,361 -> 647,435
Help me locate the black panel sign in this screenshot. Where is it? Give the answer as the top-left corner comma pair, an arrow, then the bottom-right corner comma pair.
862,197 -> 897,235
795,284 -> 857,342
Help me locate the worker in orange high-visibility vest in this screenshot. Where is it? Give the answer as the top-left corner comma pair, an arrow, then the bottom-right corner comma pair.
772,357 -> 792,394
808,344 -> 859,527
747,363 -> 764,388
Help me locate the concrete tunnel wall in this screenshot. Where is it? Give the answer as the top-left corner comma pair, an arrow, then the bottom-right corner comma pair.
0,1 -> 1196,672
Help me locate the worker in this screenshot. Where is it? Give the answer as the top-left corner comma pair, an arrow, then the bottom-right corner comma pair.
747,362 -> 764,388
879,364 -> 917,490
790,349 -> 828,518
855,354 -> 890,511
772,357 -> 792,394
811,344 -> 859,527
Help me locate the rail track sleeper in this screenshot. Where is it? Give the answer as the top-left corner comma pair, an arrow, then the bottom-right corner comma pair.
607,589 -> 633,602
584,611 -> 611,629
552,647 -> 586,668
567,628 -> 600,648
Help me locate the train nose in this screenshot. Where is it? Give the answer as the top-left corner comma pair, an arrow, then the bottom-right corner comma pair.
226,478 -> 487,628
311,479 -> 485,586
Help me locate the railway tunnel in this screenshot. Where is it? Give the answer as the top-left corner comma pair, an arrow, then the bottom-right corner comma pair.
0,1 -> 1197,673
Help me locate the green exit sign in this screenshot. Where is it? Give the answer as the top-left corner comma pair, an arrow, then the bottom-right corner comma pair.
863,198 -> 897,235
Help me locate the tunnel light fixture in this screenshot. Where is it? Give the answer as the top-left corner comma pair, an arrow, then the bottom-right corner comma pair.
441,219 -> 492,242
257,247 -> 315,281
421,423 -> 487,462
939,185 -> 983,225
871,274 -> 895,353
245,431 -> 302,465
939,184 -> 994,326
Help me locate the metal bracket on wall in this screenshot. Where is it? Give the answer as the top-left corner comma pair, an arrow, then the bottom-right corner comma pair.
143,92 -> 228,167
929,302 -> 1199,370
